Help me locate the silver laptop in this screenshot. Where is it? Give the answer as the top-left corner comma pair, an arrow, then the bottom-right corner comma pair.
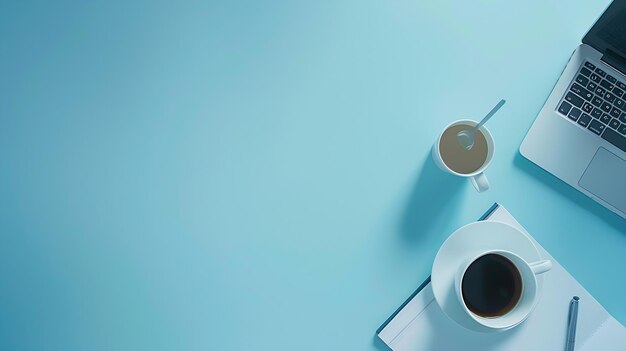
521,0 -> 626,219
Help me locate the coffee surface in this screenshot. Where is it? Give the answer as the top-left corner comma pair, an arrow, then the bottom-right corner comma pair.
439,124 -> 488,174
461,254 -> 522,318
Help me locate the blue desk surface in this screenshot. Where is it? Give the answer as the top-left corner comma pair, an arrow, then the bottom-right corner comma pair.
1,0 -> 625,350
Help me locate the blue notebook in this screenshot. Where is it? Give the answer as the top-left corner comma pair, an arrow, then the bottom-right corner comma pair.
376,203 -> 626,351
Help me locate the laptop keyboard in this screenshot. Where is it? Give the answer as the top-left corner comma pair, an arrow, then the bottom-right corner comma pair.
557,61 -> 626,153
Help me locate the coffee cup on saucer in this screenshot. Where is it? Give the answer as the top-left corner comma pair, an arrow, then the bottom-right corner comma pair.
432,120 -> 494,192
455,250 -> 552,331
431,221 -> 551,333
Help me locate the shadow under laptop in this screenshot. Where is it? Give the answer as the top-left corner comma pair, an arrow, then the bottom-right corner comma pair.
400,154 -> 466,245
372,334 -> 391,351
513,153 -> 626,233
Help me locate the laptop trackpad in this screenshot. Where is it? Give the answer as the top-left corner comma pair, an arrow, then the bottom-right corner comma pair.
579,147 -> 626,213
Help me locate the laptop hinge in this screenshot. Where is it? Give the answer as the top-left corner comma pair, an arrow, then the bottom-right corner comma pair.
601,49 -> 626,78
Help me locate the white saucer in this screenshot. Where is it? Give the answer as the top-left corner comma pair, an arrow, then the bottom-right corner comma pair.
431,221 -> 544,333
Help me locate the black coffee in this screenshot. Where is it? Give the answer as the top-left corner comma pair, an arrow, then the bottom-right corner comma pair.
461,254 -> 522,317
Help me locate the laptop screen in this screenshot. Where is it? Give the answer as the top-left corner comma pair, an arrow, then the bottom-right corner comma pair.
583,0 -> 626,61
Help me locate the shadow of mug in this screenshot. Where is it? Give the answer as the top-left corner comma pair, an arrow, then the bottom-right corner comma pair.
400,154 -> 466,245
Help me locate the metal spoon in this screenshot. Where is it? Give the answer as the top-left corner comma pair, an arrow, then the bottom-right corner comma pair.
457,99 -> 506,150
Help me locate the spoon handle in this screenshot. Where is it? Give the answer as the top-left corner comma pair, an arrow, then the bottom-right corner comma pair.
474,99 -> 506,131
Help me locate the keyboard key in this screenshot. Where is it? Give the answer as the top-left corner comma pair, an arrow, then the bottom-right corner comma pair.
600,113 -> 612,124
595,67 -> 607,77
570,83 -> 593,100
617,81 -> 626,90
584,62 -> 596,70
607,74 -> 617,84
605,92 -> 617,103
591,108 -> 602,118
616,98 -> 625,110
568,108 -> 582,121
558,101 -> 572,115
591,96 -> 603,107
602,101 -> 613,112
618,123 -> 626,135
575,75 -> 590,86
565,92 -> 584,107
614,87 -> 624,97
609,118 -> 621,129
601,127 -> 626,152
620,112 -> 626,124
590,73 -> 601,83
588,119 -> 606,135
583,102 -> 594,113
611,106 -> 622,118
600,79 -> 614,90
580,67 -> 592,77
595,86 -> 606,97
578,113 -> 592,127
588,82 -> 597,91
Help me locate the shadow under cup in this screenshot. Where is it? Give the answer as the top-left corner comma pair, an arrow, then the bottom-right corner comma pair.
456,251 -> 542,330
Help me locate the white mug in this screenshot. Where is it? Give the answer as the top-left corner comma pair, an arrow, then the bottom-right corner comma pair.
454,250 -> 552,330
432,119 -> 494,192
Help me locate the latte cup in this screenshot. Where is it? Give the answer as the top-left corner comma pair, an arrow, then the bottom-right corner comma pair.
454,250 -> 552,330
432,120 -> 494,192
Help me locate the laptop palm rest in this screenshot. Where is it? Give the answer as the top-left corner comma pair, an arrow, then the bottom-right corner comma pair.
579,148 -> 626,213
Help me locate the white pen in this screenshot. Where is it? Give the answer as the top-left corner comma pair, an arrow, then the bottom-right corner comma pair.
566,296 -> 580,351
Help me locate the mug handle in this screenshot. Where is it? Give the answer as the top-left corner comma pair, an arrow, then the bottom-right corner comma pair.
529,260 -> 552,275
470,172 -> 489,192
